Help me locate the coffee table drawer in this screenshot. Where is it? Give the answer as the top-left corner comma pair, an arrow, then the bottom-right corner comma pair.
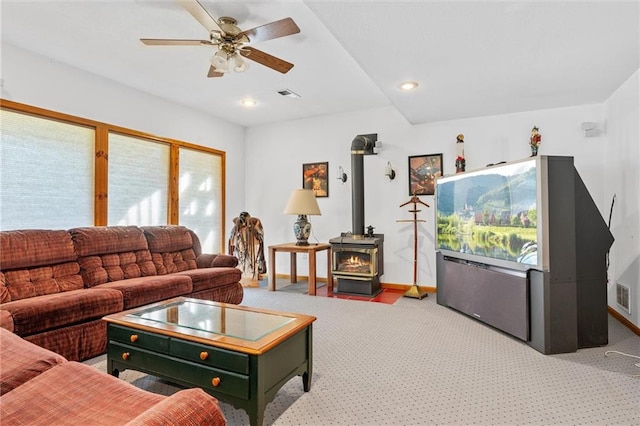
185,363 -> 249,400
170,338 -> 249,374
109,324 -> 170,353
109,342 -> 249,400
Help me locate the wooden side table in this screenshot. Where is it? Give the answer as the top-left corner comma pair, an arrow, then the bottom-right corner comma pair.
268,243 -> 333,296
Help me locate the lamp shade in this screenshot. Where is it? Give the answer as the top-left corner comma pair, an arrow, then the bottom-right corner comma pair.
283,189 -> 321,215
233,53 -> 249,72
211,50 -> 229,72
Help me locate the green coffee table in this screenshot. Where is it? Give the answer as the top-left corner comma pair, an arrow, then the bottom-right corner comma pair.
104,297 -> 316,426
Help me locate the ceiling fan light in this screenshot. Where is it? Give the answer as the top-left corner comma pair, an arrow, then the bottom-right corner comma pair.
233,54 -> 249,73
211,50 -> 229,72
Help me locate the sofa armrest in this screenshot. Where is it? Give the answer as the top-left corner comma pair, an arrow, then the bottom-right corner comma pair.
124,388 -> 226,426
0,310 -> 14,333
196,254 -> 238,269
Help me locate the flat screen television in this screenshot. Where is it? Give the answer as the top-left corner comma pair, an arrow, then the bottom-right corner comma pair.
435,157 -> 543,272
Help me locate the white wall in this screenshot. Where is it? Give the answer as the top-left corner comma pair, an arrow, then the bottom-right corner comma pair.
245,103 -> 610,290
4,44 -> 637,328
604,69 -> 640,326
1,44 -> 247,236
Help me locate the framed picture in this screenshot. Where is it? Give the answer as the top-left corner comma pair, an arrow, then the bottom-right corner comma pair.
302,162 -> 329,197
408,154 -> 443,196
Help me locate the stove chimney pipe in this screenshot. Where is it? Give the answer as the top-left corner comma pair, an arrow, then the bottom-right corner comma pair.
350,133 -> 377,237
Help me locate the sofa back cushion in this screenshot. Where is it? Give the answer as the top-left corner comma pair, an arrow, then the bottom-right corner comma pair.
142,226 -> 198,275
69,226 -> 156,287
0,230 -> 83,302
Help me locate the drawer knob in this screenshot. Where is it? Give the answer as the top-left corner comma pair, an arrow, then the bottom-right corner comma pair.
211,377 -> 221,387
122,352 -> 130,360
130,334 -> 138,343
200,351 -> 209,361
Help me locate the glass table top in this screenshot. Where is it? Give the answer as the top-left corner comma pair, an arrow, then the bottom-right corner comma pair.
125,299 -> 296,341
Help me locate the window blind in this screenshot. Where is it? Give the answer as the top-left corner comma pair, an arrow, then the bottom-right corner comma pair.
108,133 -> 169,226
0,109 -> 94,230
179,147 -> 223,253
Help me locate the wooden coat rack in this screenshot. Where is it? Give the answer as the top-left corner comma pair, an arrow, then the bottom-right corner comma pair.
397,194 -> 430,299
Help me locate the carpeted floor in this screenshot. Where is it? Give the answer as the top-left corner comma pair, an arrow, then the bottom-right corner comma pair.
86,286 -> 640,425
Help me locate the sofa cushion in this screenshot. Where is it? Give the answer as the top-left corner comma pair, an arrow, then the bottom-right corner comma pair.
70,226 -> 148,256
196,254 -> 239,268
92,275 -> 192,309
1,261 -> 84,302
25,318 -> 109,363
0,362 -> 226,426
142,226 -> 198,274
125,388 -> 226,426
0,272 -> 8,303
0,229 -> 76,270
77,251 -> 157,287
0,362 -> 167,425
1,288 -> 123,336
70,226 -> 157,287
0,309 -> 13,332
0,327 -> 67,395
190,283 -> 243,305
174,267 -> 242,293
151,251 -> 198,275
143,226 -> 193,252
0,230 -> 83,302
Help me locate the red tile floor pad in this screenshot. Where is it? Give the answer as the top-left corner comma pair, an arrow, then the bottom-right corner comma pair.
316,287 -> 405,304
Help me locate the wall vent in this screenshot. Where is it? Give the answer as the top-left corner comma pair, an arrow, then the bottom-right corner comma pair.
616,283 -> 631,313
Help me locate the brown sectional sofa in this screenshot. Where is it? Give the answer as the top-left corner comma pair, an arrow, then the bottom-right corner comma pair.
0,327 -> 226,425
0,225 -> 242,361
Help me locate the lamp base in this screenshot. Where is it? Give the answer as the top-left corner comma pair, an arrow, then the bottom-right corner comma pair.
293,215 -> 311,246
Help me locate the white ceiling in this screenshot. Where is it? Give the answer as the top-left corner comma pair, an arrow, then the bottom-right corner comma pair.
1,1 -> 638,127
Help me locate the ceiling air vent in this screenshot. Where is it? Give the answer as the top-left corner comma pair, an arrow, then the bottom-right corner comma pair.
277,89 -> 301,99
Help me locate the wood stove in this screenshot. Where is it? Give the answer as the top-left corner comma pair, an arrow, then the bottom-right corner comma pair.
330,234 -> 384,296
329,133 -> 384,296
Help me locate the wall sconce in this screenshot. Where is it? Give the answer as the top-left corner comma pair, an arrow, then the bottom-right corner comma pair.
337,166 -> 347,183
385,162 -> 396,180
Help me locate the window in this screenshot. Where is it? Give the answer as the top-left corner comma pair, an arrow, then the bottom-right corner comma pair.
0,109 -> 94,230
0,101 -> 226,248
179,148 -> 223,253
108,133 -> 169,226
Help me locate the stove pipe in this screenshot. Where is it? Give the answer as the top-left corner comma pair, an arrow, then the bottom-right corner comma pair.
350,134 -> 377,236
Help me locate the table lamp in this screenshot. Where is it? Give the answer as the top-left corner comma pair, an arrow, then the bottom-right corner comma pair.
283,189 -> 321,245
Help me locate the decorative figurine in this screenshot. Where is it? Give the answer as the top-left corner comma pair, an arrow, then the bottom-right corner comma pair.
530,126 -> 541,156
455,133 -> 466,173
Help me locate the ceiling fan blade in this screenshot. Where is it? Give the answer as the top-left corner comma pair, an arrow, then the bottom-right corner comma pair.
240,47 -> 294,74
141,38 -> 214,46
207,66 -> 224,78
239,17 -> 300,44
176,0 -> 223,34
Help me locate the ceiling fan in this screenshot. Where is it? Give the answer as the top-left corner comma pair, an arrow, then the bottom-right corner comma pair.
141,0 -> 300,78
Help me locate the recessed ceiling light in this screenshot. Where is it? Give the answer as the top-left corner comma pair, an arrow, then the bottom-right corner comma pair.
241,98 -> 257,107
399,81 -> 419,91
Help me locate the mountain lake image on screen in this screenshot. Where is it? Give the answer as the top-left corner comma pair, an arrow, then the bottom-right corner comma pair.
435,158 -> 539,268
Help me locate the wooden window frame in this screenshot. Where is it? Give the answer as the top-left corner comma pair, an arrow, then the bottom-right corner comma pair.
0,99 -> 227,250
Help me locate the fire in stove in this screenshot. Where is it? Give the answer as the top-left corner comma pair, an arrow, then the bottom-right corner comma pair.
339,255 -> 370,273
333,248 -> 377,278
